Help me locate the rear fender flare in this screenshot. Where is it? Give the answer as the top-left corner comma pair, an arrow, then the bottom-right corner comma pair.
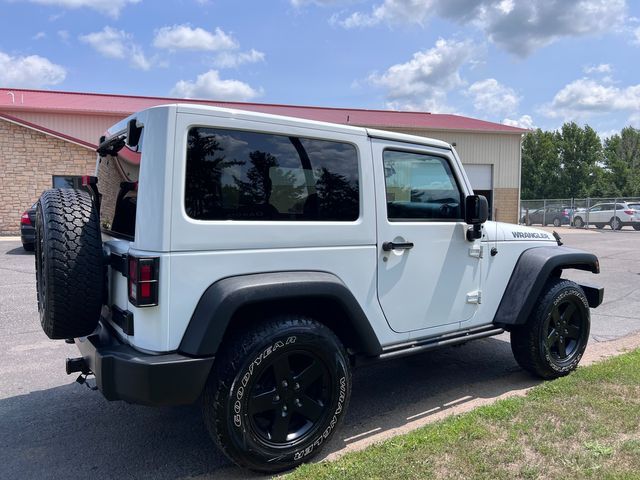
179,271 -> 382,357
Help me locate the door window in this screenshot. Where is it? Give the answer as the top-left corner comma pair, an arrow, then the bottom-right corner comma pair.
383,150 -> 462,221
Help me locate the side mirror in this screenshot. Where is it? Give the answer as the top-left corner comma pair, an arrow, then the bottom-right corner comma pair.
126,118 -> 142,149
464,195 -> 488,241
465,195 -> 489,225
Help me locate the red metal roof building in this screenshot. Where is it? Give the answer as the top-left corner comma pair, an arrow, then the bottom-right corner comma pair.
0,88 -> 526,234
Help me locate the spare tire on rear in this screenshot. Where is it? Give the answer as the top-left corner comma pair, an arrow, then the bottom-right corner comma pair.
35,189 -> 104,339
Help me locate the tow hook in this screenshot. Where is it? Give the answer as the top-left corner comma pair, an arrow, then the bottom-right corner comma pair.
66,357 -> 98,391
65,357 -> 90,375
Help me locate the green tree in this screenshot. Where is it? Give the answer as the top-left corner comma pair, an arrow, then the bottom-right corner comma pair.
521,129 -> 560,199
603,127 -> 640,197
556,123 -> 603,198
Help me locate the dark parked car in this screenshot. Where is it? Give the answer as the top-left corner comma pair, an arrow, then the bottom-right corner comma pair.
521,205 -> 573,227
20,204 -> 36,251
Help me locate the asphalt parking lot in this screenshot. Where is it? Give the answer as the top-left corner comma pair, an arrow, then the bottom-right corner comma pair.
1,229 -> 639,480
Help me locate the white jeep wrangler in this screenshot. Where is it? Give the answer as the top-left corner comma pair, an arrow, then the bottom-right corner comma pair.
34,104 -> 603,473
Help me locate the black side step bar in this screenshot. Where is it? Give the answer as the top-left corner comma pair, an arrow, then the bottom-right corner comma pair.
358,325 -> 504,365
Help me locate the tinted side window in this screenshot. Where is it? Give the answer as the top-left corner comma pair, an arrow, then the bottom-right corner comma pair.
185,128 -> 359,221
383,150 -> 462,221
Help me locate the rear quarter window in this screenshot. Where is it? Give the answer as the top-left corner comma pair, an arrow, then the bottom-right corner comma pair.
184,127 -> 360,221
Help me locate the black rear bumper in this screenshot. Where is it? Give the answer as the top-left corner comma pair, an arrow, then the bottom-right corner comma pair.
75,322 -> 215,406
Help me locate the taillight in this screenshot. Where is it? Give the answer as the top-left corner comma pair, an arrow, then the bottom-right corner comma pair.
624,210 -> 634,215
128,256 -> 159,307
20,211 -> 31,225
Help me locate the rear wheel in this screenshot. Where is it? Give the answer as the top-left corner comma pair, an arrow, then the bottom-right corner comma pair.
511,279 -> 590,379
634,224 -> 640,231
22,242 -> 34,252
552,218 -> 561,227
610,217 -> 622,230
35,189 -> 104,339
203,316 -> 351,473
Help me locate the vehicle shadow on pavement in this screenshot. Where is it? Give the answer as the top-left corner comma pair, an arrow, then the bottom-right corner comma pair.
4,246 -> 33,256
0,337 -> 539,480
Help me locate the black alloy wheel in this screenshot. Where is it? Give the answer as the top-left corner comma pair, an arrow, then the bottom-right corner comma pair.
247,349 -> 332,446
511,278 -> 590,379
541,296 -> 585,366
203,316 -> 351,473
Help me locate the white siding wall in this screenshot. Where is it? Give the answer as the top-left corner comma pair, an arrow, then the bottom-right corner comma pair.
6,111 -> 124,146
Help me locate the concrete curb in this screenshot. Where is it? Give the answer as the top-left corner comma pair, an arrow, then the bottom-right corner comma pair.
322,330 -> 640,461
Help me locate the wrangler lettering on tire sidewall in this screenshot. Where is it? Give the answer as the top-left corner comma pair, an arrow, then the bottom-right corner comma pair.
203,316 -> 351,473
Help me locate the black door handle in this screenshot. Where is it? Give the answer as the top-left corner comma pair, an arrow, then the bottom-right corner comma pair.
382,241 -> 414,251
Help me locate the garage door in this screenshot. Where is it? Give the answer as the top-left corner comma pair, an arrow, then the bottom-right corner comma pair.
462,164 -> 493,190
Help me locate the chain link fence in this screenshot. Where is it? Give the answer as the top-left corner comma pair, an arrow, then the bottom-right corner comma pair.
520,197 -> 640,230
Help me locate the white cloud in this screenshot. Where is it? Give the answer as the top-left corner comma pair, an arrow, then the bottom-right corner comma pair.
633,26 -> 640,45
541,78 -> 640,121
467,78 -> 520,117
368,38 -> 473,112
27,0 -> 140,18
213,49 -> 265,68
334,0 -> 626,57
171,70 -> 262,101
33,32 -> 46,40
335,0 -> 433,28
0,50 -> 66,88
503,115 -> 535,129
79,27 -> 154,70
291,0 -> 343,6
584,63 -> 612,74
153,25 -> 237,51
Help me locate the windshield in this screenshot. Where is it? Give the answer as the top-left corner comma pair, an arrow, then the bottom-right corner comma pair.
97,128 -> 142,239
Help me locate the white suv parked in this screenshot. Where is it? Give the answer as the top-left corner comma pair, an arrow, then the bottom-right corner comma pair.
34,105 -> 603,473
572,202 -> 640,230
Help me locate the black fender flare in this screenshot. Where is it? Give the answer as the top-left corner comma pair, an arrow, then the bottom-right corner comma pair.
493,246 -> 602,327
179,271 -> 382,357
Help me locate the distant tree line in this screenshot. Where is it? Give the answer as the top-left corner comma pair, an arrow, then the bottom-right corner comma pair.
521,123 -> 640,200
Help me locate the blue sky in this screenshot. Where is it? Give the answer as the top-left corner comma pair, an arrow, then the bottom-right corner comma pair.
1,0 -> 639,135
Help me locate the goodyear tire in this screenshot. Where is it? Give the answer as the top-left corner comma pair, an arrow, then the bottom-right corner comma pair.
35,189 -> 104,339
510,278 -> 590,379
203,316 -> 351,473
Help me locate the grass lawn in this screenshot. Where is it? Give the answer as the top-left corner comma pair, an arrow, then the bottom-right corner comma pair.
287,349 -> 640,480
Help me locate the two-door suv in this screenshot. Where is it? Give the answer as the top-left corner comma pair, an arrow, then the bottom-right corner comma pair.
35,104 -> 603,472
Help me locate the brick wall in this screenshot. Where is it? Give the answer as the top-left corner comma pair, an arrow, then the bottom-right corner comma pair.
493,187 -> 519,224
0,119 -> 96,235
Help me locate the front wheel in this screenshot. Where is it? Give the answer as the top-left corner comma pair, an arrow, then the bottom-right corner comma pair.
511,279 -> 590,379
633,224 -> 640,231
203,316 -> 351,473
553,218 -> 561,227
573,216 -> 584,228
